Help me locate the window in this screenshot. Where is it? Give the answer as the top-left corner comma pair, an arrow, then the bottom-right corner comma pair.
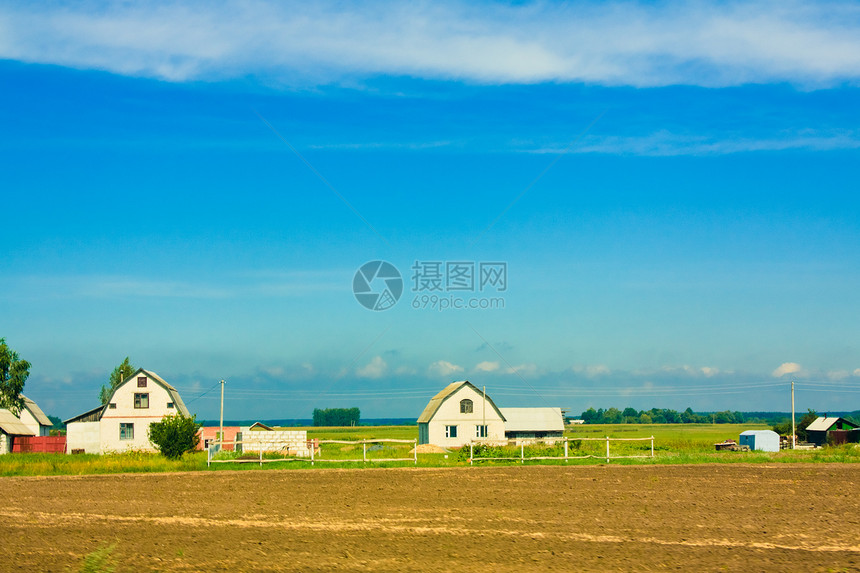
476,425 -> 488,438
108,403 -> 117,409
120,423 -> 134,440
460,399 -> 473,414
445,425 -> 458,438
134,393 -> 149,409
137,376 -> 147,388
167,402 -> 174,409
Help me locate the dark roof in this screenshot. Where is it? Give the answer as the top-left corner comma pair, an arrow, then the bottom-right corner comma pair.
417,381 -> 506,423
806,416 -> 860,432
64,404 -> 107,425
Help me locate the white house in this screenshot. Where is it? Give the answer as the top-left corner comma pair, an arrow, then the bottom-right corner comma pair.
417,381 -> 507,448
418,382 -> 567,448
0,396 -> 52,454
65,368 -> 190,454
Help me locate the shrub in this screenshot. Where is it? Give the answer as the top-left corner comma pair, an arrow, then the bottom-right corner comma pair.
148,414 -> 202,460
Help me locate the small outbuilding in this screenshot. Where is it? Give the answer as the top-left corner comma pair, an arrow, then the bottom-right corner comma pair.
805,416 -> 860,446
739,430 -> 780,452
500,407 -> 565,441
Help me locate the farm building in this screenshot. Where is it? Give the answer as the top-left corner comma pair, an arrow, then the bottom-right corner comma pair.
739,430 -> 780,452
0,396 -> 53,454
417,382 -> 565,448
417,381 -> 507,448
197,426 -> 242,451
65,368 -> 190,454
500,407 -> 565,441
805,416 -> 860,446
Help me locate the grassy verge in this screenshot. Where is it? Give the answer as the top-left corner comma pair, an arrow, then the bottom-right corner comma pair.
3,424 -> 859,476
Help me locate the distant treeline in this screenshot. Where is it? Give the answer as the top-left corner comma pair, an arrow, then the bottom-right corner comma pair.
577,408 -> 860,425
312,407 -> 360,427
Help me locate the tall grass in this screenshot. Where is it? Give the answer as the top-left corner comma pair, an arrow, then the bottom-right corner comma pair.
0,451 -> 206,476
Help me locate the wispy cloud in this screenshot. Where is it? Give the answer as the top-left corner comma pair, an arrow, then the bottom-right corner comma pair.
772,362 -> 803,377
429,360 -> 464,377
3,1 -> 860,87
356,356 -> 388,379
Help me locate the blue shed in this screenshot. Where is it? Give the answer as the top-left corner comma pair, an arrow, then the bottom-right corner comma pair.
739,430 -> 780,452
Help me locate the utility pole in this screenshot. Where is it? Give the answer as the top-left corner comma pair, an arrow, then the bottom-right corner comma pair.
219,379 -> 225,449
791,380 -> 796,450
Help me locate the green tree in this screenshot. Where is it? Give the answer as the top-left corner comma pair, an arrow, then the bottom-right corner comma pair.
99,357 -> 136,404
0,338 -> 30,415
312,407 -> 360,426
148,414 -> 202,459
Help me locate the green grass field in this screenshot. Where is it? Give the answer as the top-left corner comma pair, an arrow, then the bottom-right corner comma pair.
2,423 -> 859,476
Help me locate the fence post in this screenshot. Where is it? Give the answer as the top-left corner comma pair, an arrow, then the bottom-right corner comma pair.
363,441 -> 367,463
414,439 -> 418,464
521,442 -> 524,464
470,442 -> 474,466
564,439 -> 569,462
259,446 -> 263,467
311,439 -> 315,466
651,436 -> 654,458
606,436 -> 610,463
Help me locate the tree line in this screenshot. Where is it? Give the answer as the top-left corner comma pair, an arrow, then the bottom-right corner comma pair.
579,407 -> 747,424
312,407 -> 360,426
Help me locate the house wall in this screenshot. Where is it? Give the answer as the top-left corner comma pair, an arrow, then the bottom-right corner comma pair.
18,408 -> 48,436
66,421 -> 101,454
0,432 -> 10,455
427,385 -> 505,448
100,373 -> 179,453
197,427 -> 241,451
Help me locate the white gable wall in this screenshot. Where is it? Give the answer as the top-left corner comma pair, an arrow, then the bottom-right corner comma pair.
426,385 -> 505,448
66,421 -> 101,454
100,373 -> 180,453
18,407 -> 49,437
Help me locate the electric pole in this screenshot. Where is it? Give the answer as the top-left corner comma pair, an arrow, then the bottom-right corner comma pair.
791,380 -> 796,449
219,378 -> 225,449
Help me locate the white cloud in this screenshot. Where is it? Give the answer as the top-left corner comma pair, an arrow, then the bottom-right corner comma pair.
700,367 -> 719,377
827,370 -> 850,380
772,362 -> 802,377
3,1 -> 860,87
854,368 -> 860,377
428,360 -> 464,377
356,356 -> 387,379
586,365 -> 610,376
474,361 -> 499,373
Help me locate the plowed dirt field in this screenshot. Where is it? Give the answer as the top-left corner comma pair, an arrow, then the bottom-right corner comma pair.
3,464 -> 859,572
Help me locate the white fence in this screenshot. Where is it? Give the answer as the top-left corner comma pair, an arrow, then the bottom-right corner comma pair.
310,439 -> 417,465
207,438 -> 417,467
468,436 -> 655,464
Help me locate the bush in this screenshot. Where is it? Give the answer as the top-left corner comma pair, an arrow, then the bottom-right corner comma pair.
148,414 -> 202,460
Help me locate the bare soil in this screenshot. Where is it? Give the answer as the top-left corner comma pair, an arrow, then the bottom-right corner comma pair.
2,464 -> 859,572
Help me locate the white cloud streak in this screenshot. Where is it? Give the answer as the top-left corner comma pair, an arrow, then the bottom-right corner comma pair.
3,1 -> 860,87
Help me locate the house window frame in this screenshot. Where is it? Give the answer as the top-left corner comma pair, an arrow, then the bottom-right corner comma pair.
137,376 -> 147,388
167,402 -> 174,409
134,393 -> 149,409
460,399 -> 473,414
120,423 -> 134,440
476,425 -> 488,438
108,403 -> 117,409
445,425 -> 458,438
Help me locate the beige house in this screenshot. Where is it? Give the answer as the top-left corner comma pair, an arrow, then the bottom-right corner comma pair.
417,381 -> 506,448
65,368 -> 190,454
0,396 -> 52,454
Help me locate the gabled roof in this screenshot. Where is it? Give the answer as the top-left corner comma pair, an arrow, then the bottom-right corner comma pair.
417,381 -> 505,423
500,408 -> 564,432
248,422 -> 273,431
0,409 -> 34,436
104,368 -> 191,417
21,395 -> 52,427
806,416 -> 860,432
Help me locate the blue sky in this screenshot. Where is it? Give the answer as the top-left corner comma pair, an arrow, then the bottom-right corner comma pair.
2,0 -> 860,421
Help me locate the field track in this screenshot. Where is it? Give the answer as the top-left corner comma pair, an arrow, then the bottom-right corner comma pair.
3,464 -> 859,572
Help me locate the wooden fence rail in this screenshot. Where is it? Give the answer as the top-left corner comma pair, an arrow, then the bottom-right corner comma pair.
469,436 -> 655,465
